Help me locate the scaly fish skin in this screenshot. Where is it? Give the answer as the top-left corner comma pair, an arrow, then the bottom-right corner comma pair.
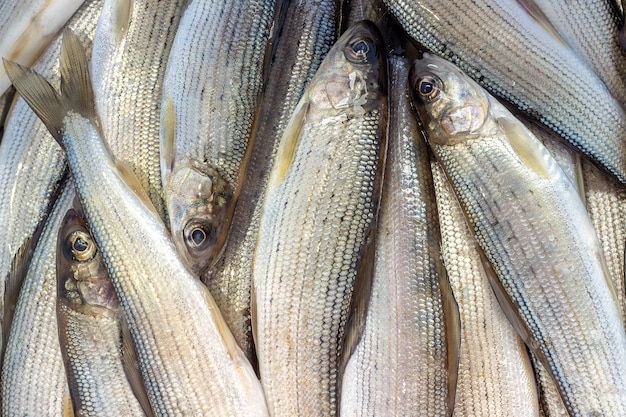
202,0 -> 339,363
1,182 -> 74,417
4,31 -> 269,417
161,0 -> 281,276
383,0 -> 626,184
56,207 -> 148,417
340,55 -> 458,417
252,20 -> 387,417
410,54 -> 626,416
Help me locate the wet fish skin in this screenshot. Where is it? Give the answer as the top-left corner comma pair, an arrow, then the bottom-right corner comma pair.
431,162 -> 539,417
383,0 -> 626,184
0,0 -> 102,357
340,55 -> 459,417
4,31 -> 269,417
252,20 -> 387,417
202,0 -> 339,363
530,352 -> 569,417
91,0 -> 187,221
1,181 -> 74,417
56,207 -> 148,417
0,0 -> 86,95
410,54 -> 626,416
161,0 -> 282,276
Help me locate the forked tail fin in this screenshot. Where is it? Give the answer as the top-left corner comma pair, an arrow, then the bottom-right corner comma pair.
2,29 -> 97,146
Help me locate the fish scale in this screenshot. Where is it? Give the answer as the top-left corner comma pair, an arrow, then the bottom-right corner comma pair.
91,0 -> 187,220
252,21 -> 386,417
202,0 -> 339,363
383,0 -> 626,184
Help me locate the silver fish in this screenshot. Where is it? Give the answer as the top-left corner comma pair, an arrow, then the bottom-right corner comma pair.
383,0 -> 626,184
202,0 -> 339,363
4,30 -> 269,416
340,55 -> 459,417
252,21 -> 387,416
160,0 -> 282,275
410,54 -> 626,416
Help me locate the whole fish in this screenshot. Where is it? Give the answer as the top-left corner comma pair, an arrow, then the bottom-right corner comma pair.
252,21 -> 387,416
0,0 -> 102,356
516,0 -> 626,106
1,180 -> 74,417
56,206 -> 151,417
383,0 -> 626,184
0,0 -> 86,95
90,0 -> 187,220
160,0 -> 282,275
431,162 -> 539,417
4,30 -> 269,416
202,0 -> 339,363
339,55 -> 459,417
410,54 -> 626,416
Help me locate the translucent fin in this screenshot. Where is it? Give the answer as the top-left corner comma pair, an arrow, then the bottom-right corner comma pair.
62,391 -> 75,417
59,29 -> 96,121
516,0 -> 567,46
120,314 -> 155,417
160,96 -> 176,184
498,117 -> 551,179
2,59 -> 65,143
272,99 -> 309,185
116,161 -> 160,218
572,153 -> 586,206
438,258 -> 460,417
113,0 -> 133,44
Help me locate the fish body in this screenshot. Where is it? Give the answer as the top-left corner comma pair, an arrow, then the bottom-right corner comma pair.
252,21 -> 387,416
161,0 -> 281,275
383,0 -> 626,184
339,55 -> 458,417
90,0 -> 187,220
410,54 -> 626,416
202,0 -> 339,363
0,0 -> 102,354
56,207 -> 148,417
1,181 -> 74,417
431,162 -> 539,417
4,31 -> 269,417
0,0 -> 86,95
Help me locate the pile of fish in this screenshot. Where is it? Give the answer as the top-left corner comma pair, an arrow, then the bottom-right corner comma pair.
0,0 -> 625,415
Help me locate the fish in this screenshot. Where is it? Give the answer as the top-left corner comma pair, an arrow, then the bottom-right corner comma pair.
0,0 -> 87,95
339,54 -> 459,417
4,30 -> 269,416
1,180 -> 74,417
529,352 -> 570,417
431,161 -> 540,417
56,205 -> 151,417
202,0 -> 339,364
252,20 -> 387,416
90,0 -> 187,220
383,0 -> 626,184
0,0 -> 102,357
516,0 -> 626,106
160,0 -> 283,275
410,53 -> 626,416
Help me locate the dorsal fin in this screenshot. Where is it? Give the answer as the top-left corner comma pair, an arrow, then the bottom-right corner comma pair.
2,59 -> 65,144
59,29 -> 96,121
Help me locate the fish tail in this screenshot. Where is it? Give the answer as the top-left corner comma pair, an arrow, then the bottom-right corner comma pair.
2,29 -> 97,146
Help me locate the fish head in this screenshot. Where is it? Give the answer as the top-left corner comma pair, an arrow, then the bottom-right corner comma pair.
409,54 -> 490,145
57,207 -> 119,315
308,20 -> 387,116
165,160 -> 233,276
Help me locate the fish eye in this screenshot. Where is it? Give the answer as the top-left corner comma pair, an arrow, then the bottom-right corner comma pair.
68,231 -> 97,261
416,75 -> 442,102
184,220 -> 216,251
347,37 -> 375,63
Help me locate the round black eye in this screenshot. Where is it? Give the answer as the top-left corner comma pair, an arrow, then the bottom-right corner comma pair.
73,237 -> 88,252
347,37 -> 375,62
352,40 -> 369,56
191,228 -> 206,246
416,75 -> 442,101
184,221 -> 215,251
68,231 -> 96,261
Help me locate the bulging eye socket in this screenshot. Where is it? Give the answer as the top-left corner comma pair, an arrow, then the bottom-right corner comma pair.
347,37 -> 375,63
415,75 -> 443,102
183,220 -> 216,252
68,231 -> 97,262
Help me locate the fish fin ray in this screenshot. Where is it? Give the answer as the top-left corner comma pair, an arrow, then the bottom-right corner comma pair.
2,59 -> 65,144
498,117 -> 551,179
62,391 -> 75,417
272,99 -> 309,185
160,96 -> 176,184
60,29 -> 96,122
115,161 -> 160,218
113,0 -> 133,44
438,256 -> 460,416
